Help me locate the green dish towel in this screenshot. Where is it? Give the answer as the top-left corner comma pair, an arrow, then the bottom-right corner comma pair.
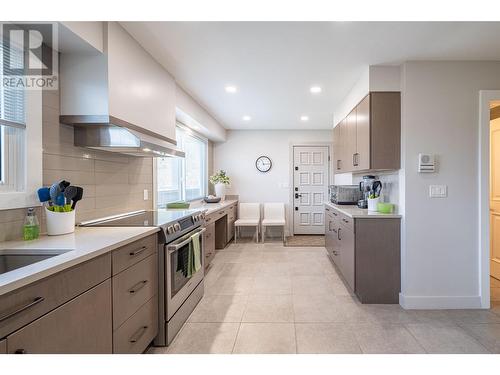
187,231 -> 202,277
166,201 -> 190,209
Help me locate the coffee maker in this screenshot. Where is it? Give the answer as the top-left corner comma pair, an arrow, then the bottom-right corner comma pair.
357,175 -> 382,209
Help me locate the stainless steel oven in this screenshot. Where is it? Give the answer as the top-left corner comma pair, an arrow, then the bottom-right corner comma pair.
165,226 -> 205,320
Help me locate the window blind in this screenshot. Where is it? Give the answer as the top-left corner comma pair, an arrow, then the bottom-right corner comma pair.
0,41 -> 26,128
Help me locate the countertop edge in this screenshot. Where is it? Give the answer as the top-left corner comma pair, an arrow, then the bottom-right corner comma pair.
0,227 -> 160,296
325,202 -> 402,219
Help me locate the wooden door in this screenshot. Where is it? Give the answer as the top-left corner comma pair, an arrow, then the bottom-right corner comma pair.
7,280 -> 112,354
355,95 -> 370,171
339,224 -> 355,291
293,146 -> 329,235
346,109 -> 357,172
490,117 -> 500,280
338,119 -> 347,172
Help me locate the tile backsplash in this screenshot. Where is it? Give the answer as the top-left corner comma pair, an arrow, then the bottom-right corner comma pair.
0,86 -> 154,240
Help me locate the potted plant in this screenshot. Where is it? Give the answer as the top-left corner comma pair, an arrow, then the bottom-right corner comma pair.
210,170 -> 230,200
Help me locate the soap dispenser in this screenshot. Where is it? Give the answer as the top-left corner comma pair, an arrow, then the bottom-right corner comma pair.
23,207 -> 40,240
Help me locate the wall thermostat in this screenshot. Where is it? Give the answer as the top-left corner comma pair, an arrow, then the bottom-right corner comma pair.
418,153 -> 435,173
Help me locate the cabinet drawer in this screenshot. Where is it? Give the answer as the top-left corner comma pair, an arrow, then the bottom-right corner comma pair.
205,213 -> 216,224
0,254 -> 111,339
112,234 -> 157,276
112,254 -> 157,329
337,211 -> 353,231
6,280 -> 112,354
113,296 -> 158,354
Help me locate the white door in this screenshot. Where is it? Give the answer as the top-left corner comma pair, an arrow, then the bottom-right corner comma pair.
293,146 -> 329,235
490,118 -> 500,280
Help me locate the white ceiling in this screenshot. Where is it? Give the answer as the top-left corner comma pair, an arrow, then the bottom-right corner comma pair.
122,22 -> 500,130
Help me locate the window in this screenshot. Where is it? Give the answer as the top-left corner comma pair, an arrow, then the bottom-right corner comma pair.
0,40 -> 26,192
156,125 -> 207,207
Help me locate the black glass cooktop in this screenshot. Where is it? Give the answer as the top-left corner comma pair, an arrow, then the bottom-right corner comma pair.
82,209 -> 200,227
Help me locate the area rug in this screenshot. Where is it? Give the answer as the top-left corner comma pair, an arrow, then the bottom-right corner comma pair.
285,235 -> 325,247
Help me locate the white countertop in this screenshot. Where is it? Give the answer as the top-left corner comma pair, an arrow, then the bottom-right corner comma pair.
0,226 -> 159,296
325,202 -> 402,219
196,199 -> 238,215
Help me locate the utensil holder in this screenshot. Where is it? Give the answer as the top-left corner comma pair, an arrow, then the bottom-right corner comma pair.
367,197 -> 380,212
45,207 -> 75,236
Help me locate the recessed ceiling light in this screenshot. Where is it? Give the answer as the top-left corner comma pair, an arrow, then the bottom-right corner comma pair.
300,115 -> 309,121
310,86 -> 322,94
242,115 -> 251,121
225,85 -> 237,93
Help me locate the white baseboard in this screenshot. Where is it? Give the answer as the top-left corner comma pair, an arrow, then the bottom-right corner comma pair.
399,293 -> 483,309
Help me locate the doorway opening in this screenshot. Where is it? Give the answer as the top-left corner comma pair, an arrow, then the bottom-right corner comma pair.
490,101 -> 500,308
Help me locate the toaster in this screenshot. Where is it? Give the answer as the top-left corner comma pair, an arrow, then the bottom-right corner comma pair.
328,185 -> 363,205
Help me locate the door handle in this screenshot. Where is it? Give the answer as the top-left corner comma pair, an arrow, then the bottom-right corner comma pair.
338,227 -> 341,241
295,193 -> 302,199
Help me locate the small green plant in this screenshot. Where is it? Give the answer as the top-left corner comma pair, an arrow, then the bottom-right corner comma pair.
210,170 -> 230,185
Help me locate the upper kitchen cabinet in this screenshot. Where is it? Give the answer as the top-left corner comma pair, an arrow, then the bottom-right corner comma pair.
333,92 -> 400,173
60,22 -> 177,145
105,22 -> 176,143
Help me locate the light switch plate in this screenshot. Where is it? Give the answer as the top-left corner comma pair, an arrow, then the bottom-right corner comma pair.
429,185 -> 447,198
143,189 -> 149,201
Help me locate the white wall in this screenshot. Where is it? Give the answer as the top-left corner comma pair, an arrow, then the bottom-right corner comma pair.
176,84 -> 227,142
400,61 -> 500,309
214,130 -> 332,235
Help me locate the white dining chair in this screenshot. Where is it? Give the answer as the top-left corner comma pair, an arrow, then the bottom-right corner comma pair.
234,203 -> 261,243
261,203 -> 286,244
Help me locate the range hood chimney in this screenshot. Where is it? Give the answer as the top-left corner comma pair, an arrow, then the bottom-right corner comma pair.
60,115 -> 185,158
59,22 -> 184,158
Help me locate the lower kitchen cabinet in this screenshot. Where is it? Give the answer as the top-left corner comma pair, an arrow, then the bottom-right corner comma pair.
325,205 -> 401,303
113,296 -> 158,354
204,222 -> 216,269
0,233 -> 159,354
6,280 -> 112,354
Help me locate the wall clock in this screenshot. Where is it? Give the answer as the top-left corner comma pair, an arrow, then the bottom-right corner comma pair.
256,156 -> 272,173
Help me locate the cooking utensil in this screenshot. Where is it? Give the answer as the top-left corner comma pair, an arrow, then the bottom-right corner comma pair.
55,193 -> 66,207
59,180 -> 70,192
63,186 -> 78,205
71,186 -> 84,210
37,187 -> 52,206
49,183 -> 61,206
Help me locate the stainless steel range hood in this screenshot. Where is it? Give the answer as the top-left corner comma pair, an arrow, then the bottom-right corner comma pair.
60,115 -> 185,158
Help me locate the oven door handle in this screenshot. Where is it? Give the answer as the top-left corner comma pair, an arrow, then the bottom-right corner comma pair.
167,227 -> 206,253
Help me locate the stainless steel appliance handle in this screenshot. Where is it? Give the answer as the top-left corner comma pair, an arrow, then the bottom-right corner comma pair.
167,227 -> 206,253
0,296 -> 44,322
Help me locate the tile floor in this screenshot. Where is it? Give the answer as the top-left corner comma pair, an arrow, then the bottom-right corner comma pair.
150,241 -> 500,354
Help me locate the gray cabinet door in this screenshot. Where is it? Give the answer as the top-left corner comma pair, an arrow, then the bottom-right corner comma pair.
325,215 -> 334,257
0,339 -> 6,354
345,109 -> 357,172
355,95 -> 370,171
7,280 -> 112,354
338,224 -> 355,291
333,124 -> 341,173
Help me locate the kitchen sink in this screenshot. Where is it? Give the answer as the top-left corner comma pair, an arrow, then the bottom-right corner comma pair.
0,249 -> 72,275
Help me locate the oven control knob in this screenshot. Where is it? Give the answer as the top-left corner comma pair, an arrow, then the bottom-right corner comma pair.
174,223 -> 181,232
167,225 -> 174,234
192,215 -> 198,222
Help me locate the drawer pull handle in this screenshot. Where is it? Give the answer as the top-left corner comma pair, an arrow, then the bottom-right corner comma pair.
129,326 -> 148,343
129,246 -> 147,257
0,296 -> 44,323
332,212 -> 338,216
128,280 -> 148,294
